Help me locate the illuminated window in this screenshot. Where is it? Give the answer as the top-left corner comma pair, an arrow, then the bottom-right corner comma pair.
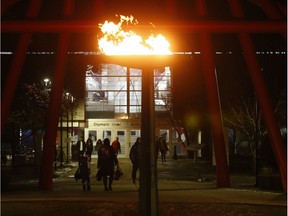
85,64 -> 171,118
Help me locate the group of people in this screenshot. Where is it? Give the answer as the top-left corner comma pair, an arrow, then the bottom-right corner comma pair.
75,136 -> 121,191
75,135 -> 169,191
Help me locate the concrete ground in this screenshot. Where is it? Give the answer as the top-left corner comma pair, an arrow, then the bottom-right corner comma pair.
1,158 -> 287,216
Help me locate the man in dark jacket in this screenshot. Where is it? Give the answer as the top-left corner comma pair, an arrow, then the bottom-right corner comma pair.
79,155 -> 91,191
129,137 -> 141,184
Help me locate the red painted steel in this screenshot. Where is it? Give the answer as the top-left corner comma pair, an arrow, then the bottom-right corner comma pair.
228,0 -> 287,192
255,0 -> 286,39
39,0 -> 74,190
196,0 -> 230,188
253,0 -> 285,19
1,0 -> 42,130
1,20 -> 286,33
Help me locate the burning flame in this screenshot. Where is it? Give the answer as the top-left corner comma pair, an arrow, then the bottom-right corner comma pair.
98,15 -> 172,55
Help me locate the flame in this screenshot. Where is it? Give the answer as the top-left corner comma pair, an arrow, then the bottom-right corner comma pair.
98,15 -> 172,55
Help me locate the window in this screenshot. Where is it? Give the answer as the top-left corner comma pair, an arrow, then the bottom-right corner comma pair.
85,64 -> 171,118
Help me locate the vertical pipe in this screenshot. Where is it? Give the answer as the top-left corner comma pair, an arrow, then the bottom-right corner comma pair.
196,0 -> 230,188
1,0 -> 42,130
254,98 -> 259,187
228,0 -> 287,193
39,0 -> 74,190
60,115 -> 63,166
127,68 -> 130,118
140,67 -> 158,216
71,97 -> 74,157
66,105 -> 69,163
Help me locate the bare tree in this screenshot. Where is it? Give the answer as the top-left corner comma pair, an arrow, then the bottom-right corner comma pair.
6,81 -> 77,169
223,89 -> 286,171
224,96 -> 263,158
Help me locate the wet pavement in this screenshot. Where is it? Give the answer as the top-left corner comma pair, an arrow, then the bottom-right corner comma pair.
1,158 -> 287,216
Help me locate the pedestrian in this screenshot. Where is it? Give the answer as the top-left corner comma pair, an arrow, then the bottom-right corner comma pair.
111,137 -> 121,156
97,138 -> 118,191
86,138 -> 93,162
95,139 -> 103,155
76,136 -> 86,159
158,137 -> 168,164
78,155 -> 91,191
129,137 -> 141,184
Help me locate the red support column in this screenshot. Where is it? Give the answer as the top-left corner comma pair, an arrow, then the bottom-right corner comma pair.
39,0 -> 74,190
254,0 -> 286,39
253,0 -> 285,19
1,0 -> 42,130
228,0 -> 287,192
196,0 -> 230,188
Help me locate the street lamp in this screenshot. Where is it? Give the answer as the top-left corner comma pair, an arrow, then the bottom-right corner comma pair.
60,110 -> 63,167
43,78 -> 58,168
43,78 -> 50,87
71,96 -> 75,159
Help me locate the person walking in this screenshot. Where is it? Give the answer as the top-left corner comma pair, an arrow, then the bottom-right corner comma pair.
95,139 -> 103,155
76,136 -> 86,160
158,136 -> 168,164
111,137 -> 121,156
86,138 -> 93,162
78,155 -> 91,191
97,138 -> 118,191
129,137 -> 141,184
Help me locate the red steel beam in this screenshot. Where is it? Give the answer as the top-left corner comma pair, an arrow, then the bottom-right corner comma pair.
196,0 -> 230,188
254,0 -> 286,39
228,0 -> 287,192
1,0 -> 42,130
253,0 -> 285,19
39,0 -> 74,190
1,20 -> 286,33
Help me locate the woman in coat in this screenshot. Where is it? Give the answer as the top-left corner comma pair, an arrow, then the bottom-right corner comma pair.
97,138 -> 118,191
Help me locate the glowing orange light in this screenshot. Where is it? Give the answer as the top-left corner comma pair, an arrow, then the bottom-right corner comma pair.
98,15 -> 172,55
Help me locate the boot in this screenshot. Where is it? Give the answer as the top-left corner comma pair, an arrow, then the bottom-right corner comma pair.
82,185 -> 86,191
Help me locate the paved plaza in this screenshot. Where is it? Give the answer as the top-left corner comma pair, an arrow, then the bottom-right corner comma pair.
1,158 -> 287,215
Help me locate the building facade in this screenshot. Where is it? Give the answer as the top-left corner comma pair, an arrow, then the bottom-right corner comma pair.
63,63 -> 187,159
